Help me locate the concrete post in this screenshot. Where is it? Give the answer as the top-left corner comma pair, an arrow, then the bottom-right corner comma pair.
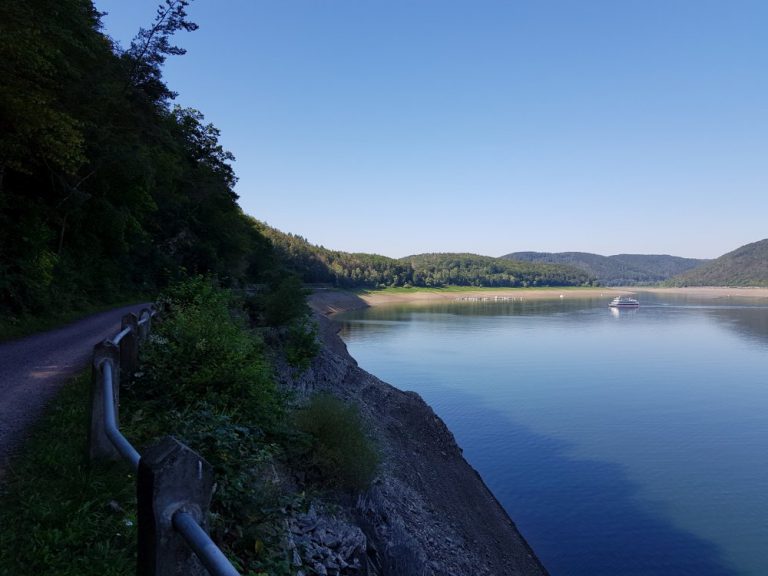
120,313 -> 140,378
137,436 -> 214,576
138,307 -> 153,342
88,341 -> 120,460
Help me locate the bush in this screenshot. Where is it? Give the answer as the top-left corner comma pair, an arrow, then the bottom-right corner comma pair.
124,277 -> 292,574
263,274 -> 309,327
284,317 -> 320,371
133,277 -> 281,427
294,394 -> 379,491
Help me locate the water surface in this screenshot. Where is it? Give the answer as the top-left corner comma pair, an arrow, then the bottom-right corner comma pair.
335,292 -> 768,576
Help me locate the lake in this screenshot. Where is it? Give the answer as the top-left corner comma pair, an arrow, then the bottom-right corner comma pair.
334,292 -> 768,576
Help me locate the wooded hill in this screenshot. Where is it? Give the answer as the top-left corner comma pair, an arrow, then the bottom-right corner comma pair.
666,239 -> 768,287
0,0 -> 275,321
502,251 -> 707,286
256,222 -> 595,288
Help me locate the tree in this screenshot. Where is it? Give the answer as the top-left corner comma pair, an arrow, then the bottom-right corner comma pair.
124,0 -> 198,104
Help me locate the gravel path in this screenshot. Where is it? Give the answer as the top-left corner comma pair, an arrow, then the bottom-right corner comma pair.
0,304 -> 150,475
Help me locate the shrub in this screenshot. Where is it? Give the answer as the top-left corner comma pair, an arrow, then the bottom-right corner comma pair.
284,317 -> 320,371
294,394 -> 379,491
263,274 -> 309,327
124,277 -> 292,574
133,277 -> 281,428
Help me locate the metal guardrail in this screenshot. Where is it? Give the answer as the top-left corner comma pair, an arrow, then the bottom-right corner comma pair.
89,307 -> 242,576
174,511 -> 241,576
100,361 -> 140,469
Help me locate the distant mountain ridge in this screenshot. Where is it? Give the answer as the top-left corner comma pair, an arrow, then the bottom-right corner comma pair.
502,251 -> 708,286
258,222 -> 766,288
256,222 -> 594,288
666,239 -> 768,287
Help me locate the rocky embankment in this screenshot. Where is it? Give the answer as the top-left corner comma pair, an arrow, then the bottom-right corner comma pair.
274,291 -> 549,576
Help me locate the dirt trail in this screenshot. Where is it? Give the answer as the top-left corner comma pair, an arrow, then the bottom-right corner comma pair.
0,304 -> 149,475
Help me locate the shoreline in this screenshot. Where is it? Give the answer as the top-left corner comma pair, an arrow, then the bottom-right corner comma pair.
301,292 -> 551,575
311,286 -> 768,315
303,284 -> 768,574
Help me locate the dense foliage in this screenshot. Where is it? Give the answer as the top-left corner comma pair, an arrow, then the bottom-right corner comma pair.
293,393 -> 380,491
0,0 -> 274,325
257,222 -> 595,288
665,239 -> 768,287
504,251 -> 708,286
125,278 -> 290,574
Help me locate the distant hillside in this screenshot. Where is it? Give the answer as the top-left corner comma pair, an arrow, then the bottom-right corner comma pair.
401,253 -> 594,287
502,251 -> 707,286
666,239 -> 768,287
256,223 -> 595,288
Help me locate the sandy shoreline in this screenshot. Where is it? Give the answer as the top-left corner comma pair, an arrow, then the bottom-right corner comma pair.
309,286 -> 768,315
357,286 -> 768,307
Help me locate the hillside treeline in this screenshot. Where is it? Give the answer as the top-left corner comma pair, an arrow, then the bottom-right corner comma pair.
504,251 -> 707,286
0,0 -> 273,320
257,223 -> 595,288
666,239 -> 768,287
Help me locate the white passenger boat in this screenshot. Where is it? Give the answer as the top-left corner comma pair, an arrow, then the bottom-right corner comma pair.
609,296 -> 639,307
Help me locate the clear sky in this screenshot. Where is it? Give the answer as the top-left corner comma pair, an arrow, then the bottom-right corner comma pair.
95,0 -> 767,259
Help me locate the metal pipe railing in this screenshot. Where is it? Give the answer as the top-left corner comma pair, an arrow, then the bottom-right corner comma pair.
101,360 -> 140,470
173,511 -> 241,576
111,326 -> 132,345
90,307 -> 242,576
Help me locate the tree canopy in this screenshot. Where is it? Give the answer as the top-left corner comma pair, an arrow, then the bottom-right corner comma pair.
257,222 -> 595,288
0,0 -> 273,319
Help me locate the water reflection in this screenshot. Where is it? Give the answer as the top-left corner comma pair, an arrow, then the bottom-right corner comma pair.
703,307 -> 768,346
339,294 -> 768,346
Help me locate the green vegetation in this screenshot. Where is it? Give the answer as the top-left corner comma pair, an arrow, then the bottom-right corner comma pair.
666,239 -> 768,287
0,372 -> 138,576
258,222 -> 595,288
503,251 -> 708,286
0,0 -> 275,334
0,279 -> 376,576
360,285 -> 599,295
293,394 -> 380,491
405,252 -> 593,287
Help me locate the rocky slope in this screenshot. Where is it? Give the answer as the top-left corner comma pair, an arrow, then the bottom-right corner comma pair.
274,292 -> 549,576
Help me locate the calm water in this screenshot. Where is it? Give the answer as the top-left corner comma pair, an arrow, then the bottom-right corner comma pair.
335,292 -> 768,576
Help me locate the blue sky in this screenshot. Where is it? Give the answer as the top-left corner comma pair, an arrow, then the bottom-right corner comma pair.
95,0 -> 767,259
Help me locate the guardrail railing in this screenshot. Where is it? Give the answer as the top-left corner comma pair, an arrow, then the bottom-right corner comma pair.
88,307 -> 241,576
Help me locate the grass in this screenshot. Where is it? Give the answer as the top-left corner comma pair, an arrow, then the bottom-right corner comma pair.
0,296 -> 151,343
0,279 -> 369,576
356,285 -> 603,295
0,371 -> 137,576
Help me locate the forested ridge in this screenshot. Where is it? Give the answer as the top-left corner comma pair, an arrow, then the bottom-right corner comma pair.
0,0 -> 274,325
666,239 -> 768,287
257,222 -> 595,288
503,251 -> 708,286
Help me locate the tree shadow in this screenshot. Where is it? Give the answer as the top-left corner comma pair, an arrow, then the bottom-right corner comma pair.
430,388 -> 743,576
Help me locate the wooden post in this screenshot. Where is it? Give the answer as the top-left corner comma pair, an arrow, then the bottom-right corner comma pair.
87,341 -> 120,460
137,436 -> 214,576
120,313 -> 140,379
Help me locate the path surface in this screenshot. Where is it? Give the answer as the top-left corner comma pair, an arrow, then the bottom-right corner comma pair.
0,304 -> 150,475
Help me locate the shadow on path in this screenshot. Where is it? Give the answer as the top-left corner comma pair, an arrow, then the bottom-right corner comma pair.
0,303 -> 149,475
